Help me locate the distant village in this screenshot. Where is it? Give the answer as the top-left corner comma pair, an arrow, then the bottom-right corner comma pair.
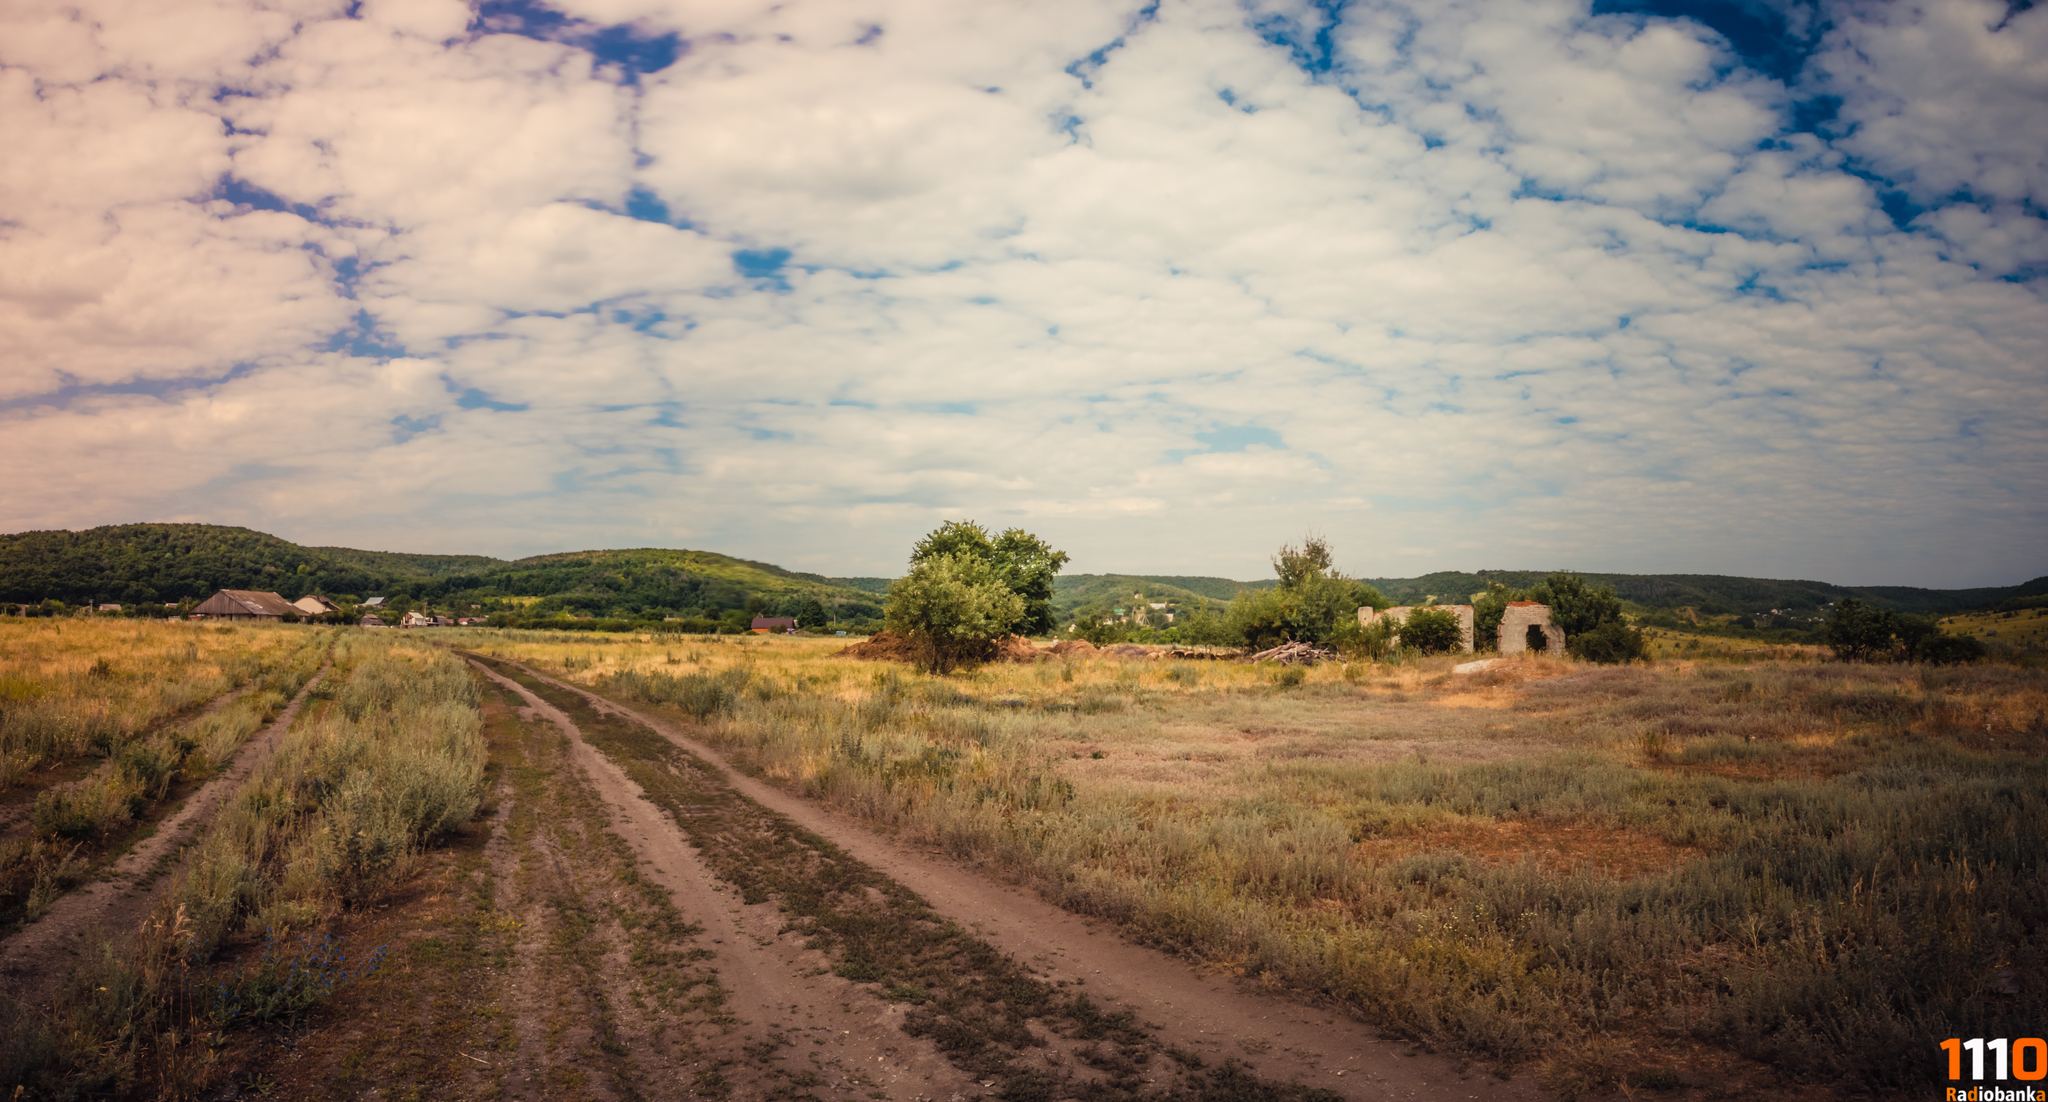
0,588 -> 488,628
3,587 -> 812,635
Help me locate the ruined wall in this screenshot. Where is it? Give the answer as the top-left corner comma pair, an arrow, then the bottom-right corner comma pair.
1498,602 -> 1566,655
1358,605 -> 1475,652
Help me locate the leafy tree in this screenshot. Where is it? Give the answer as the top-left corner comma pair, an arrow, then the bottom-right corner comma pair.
1824,598 -> 1899,661
1231,535 -> 1387,648
1176,602 -> 1240,647
1528,572 -> 1624,638
1824,602 -> 1983,664
884,553 -> 1025,674
796,597 -> 829,630
910,521 -> 1070,636
1398,607 -> 1464,655
1528,572 -> 1641,662
1068,610 -> 1130,646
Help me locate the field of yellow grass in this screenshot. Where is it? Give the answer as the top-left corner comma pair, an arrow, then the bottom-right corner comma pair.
446,627 -> 2048,1096
0,619 -> 329,930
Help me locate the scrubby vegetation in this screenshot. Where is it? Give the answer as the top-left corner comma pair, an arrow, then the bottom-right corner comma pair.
1,622 -> 330,929
0,633 -> 485,1098
459,627 -> 2048,1095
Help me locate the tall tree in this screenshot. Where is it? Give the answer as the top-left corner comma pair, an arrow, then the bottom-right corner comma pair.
884,553 -> 1025,674
908,520 -> 1070,636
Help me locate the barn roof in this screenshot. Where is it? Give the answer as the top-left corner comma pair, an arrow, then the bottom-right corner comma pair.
192,589 -> 299,617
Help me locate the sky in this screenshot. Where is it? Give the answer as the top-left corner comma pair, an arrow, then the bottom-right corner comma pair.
1,0 -> 2044,587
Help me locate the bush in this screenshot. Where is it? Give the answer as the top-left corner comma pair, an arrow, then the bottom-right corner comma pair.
1399,607 -> 1465,655
884,552 -> 1025,674
1916,632 -> 1985,665
1569,619 -> 1648,664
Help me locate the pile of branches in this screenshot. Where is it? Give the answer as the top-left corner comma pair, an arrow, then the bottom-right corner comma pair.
1243,641 -> 1339,666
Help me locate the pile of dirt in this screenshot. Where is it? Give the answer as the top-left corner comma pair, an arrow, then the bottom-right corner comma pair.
835,631 -> 924,661
1099,643 -> 1160,659
990,635 -> 1045,662
1046,639 -> 1098,657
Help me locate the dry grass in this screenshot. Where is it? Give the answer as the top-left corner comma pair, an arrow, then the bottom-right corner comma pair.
444,627 -> 2048,1096
1,631 -> 488,1099
0,618 -> 324,788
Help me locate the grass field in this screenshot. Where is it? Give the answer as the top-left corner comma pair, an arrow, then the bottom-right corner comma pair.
1,632 -> 487,1098
449,628 -> 2048,1096
0,620 -> 330,931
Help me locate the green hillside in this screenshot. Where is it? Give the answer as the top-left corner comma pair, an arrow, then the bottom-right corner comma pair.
3,523 -> 2039,626
0,525 -> 883,624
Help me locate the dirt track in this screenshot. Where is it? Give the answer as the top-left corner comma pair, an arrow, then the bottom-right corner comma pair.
473,658 -> 984,1101
479,655 -> 1548,1102
0,663 -> 330,1007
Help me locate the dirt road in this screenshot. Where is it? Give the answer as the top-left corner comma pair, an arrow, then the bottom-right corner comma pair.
472,658 -> 984,1101
474,655 -> 1547,1102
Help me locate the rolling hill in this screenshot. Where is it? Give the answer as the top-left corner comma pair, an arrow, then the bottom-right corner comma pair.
2,523 -> 2039,623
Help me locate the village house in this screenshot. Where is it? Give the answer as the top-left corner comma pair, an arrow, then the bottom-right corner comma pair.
191,589 -> 301,621
751,616 -> 797,634
292,594 -> 342,616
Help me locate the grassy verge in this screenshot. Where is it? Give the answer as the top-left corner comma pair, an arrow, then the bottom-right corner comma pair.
477,653 -> 1343,1102
0,632 -> 488,1099
0,632 -> 330,931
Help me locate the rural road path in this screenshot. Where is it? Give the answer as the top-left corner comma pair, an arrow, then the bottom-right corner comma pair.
0,662 -> 331,1007
473,658 -> 985,1102
484,655 -> 1548,1102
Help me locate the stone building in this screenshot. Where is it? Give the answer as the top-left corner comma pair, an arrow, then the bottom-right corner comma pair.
1357,604 -> 1475,652
1499,601 -> 1566,655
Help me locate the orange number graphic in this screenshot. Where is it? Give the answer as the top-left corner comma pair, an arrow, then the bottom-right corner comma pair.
2016,1038 -> 2047,1082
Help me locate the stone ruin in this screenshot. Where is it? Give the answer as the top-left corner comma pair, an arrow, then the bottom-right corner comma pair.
1353,601 -> 1567,656
1499,601 -> 1565,655
1357,604 -> 1475,652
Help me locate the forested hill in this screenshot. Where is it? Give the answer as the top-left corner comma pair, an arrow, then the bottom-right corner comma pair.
0,524 -> 884,622
1058,569 -> 2048,617
3,524 -> 2039,620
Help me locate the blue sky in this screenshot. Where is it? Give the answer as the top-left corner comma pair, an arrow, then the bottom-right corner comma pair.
1,0 -> 2043,586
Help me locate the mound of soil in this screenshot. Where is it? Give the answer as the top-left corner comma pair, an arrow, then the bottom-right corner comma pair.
1046,639 -> 1098,657
991,635 -> 1045,662
836,631 -> 923,661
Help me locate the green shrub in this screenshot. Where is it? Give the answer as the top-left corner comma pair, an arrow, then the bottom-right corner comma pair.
1398,607 -> 1464,655
1571,619 -> 1649,664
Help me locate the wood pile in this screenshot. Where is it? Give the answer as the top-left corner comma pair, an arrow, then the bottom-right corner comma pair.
1162,647 -> 1239,661
1244,641 -> 1339,666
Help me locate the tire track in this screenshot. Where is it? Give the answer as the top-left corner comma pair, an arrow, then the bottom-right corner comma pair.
482,655 -> 1552,1102
472,657 -> 983,1102
0,661 -> 332,1006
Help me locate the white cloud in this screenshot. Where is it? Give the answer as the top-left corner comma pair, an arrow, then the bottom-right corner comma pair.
0,0 -> 2041,587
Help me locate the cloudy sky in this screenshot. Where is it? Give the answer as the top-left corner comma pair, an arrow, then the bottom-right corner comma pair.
2,0 -> 2043,585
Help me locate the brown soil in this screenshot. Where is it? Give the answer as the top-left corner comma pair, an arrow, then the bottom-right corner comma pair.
493,656 -> 1551,1102
838,632 -> 1048,665
0,663 -> 330,1008
1045,640 -> 1097,657
471,660 -> 984,1101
